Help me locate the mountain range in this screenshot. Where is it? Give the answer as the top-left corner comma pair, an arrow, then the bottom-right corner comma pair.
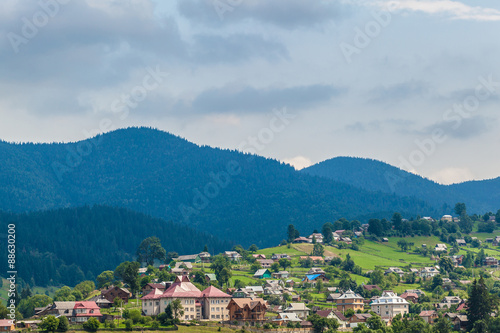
0,127 -> 498,249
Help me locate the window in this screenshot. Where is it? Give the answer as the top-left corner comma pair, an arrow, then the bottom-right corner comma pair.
149,302 -> 152,306
212,307 -> 215,311
211,315 -> 215,319
185,315 -> 189,320
216,307 -> 219,311
216,315 -> 220,319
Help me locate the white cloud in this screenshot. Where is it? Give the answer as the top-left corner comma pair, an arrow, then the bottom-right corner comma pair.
283,156 -> 313,170
371,0 -> 500,21
430,167 -> 475,184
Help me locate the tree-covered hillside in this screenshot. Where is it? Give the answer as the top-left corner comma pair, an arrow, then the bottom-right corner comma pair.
0,127 -> 438,247
302,156 -> 499,214
0,205 -> 231,287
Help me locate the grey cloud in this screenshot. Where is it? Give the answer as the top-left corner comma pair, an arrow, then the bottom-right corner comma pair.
368,80 -> 431,105
190,84 -> 345,114
178,0 -> 348,29
420,116 -> 496,140
190,33 -> 288,64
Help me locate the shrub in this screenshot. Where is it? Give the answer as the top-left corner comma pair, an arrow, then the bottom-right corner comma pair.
124,319 -> 133,331
151,320 -> 160,328
82,318 -> 100,332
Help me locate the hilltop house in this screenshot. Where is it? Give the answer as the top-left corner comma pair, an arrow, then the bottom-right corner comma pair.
224,251 -> 242,261
302,274 -> 329,286
420,267 -> 440,279
101,286 -> 132,303
434,244 -> 447,252
177,254 -> 201,263
335,289 -> 364,313
141,276 -> 231,321
253,269 -> 271,279
227,298 -> 268,325
37,301 -> 102,323
283,303 -> 310,320
316,310 -> 349,329
370,291 -> 409,319
256,259 -> 274,268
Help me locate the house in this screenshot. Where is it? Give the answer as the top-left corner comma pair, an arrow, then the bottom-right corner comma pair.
300,256 -> 324,263
307,267 -> 326,276
449,255 -> 464,266
38,301 -> 102,323
419,310 -> 438,324
291,295 -> 301,302
404,289 -> 425,297
227,298 -> 268,325
335,289 -> 364,313
370,291 -> 409,319
434,244 -> 448,252
385,267 -> 405,277
316,310 -> 349,329
202,286 -> 232,321
441,215 -> 453,222
349,313 -> 372,328
293,237 -> 311,244
339,237 -> 352,244
484,257 -> 499,266
224,251 -> 242,261
271,254 -> 291,260
284,303 -> 310,320
205,273 -> 217,284
456,239 -> 466,246
272,271 -> 289,279
445,313 -> 468,331
335,230 -> 346,235
177,254 -> 201,263
254,269 -> 272,279
252,254 -> 266,259
420,267 -> 440,279
171,267 -> 190,276
256,259 -> 275,268
308,233 -> 324,243
101,286 -> 132,303
87,295 -> 112,308
326,293 -> 342,303
142,283 -> 167,296
362,285 -> 381,292
400,292 -> 419,303
198,252 -> 211,263
275,313 -> 301,324
302,274 -> 329,286
0,320 -> 15,332
138,267 -> 148,276
437,296 -> 462,309
382,238 -> 389,242
141,276 -> 231,321
175,261 -> 193,269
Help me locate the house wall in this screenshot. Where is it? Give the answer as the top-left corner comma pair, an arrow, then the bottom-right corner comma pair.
204,297 -> 230,321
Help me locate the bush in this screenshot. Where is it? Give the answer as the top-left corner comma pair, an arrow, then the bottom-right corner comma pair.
82,318 -> 100,332
124,319 -> 133,331
128,309 -> 142,324
141,316 -> 152,325
151,320 -> 160,328
57,316 -> 69,332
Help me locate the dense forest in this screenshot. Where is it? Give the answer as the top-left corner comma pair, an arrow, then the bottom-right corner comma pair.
0,127 -> 439,247
302,156 -> 500,213
0,205 -> 231,287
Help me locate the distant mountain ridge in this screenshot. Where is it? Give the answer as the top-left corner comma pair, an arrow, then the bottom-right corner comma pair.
301,156 -> 500,214
0,127 -> 438,247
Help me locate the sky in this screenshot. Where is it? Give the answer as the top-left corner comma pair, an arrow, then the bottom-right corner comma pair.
1,0 -> 500,185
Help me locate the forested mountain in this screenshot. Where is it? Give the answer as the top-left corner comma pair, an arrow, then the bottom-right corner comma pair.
0,127 -> 437,247
301,157 -> 499,213
0,205 -> 230,287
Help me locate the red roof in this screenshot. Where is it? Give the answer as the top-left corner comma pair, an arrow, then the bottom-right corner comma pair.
141,288 -> 164,300
202,286 -> 231,298
419,311 -> 437,317
161,276 -> 202,298
74,302 -> 102,316
0,320 -> 14,326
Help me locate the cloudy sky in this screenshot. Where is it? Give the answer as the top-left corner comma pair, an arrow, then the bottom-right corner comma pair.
1,0 -> 500,184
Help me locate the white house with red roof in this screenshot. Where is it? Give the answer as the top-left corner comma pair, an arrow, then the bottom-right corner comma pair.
202,286 -> 231,321
141,276 -> 231,321
72,302 -> 102,323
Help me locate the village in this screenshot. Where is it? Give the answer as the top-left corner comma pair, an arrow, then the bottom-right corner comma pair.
4,212 -> 500,332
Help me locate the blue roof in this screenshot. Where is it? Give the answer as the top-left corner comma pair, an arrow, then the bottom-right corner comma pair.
305,274 -> 321,281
